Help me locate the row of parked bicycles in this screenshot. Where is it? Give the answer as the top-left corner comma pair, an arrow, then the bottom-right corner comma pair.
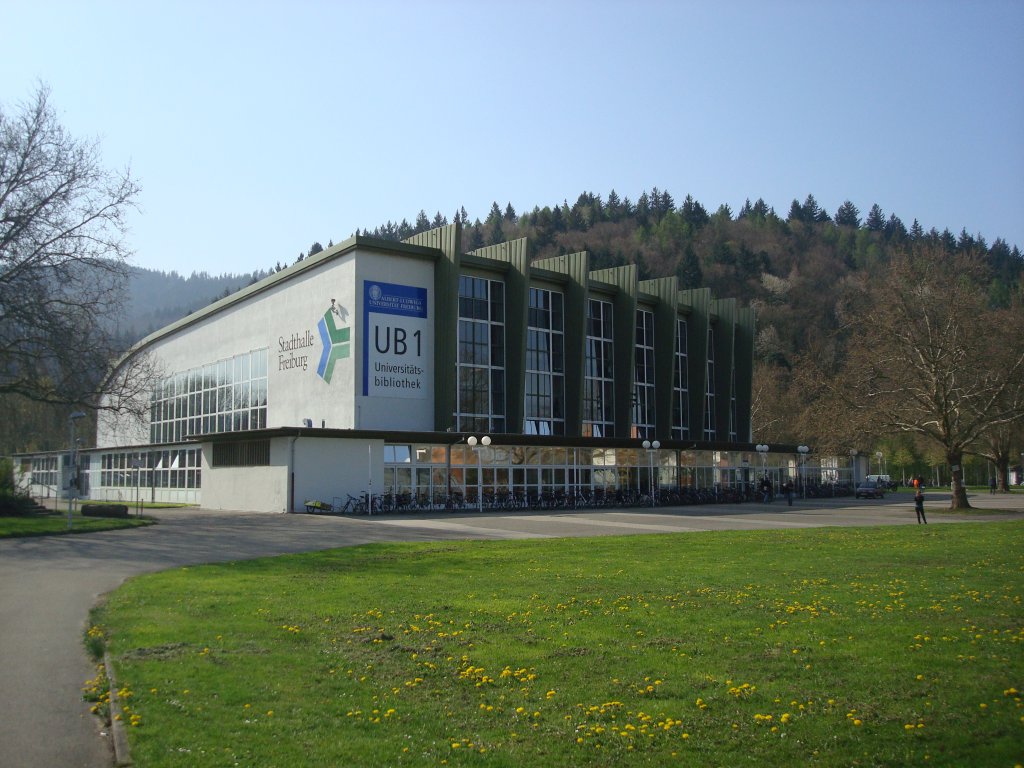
301,481 -> 855,516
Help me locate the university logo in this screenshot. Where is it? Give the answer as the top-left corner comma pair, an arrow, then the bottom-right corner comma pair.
316,300 -> 350,383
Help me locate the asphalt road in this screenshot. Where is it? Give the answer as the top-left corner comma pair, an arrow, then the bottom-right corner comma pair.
1,491 -> 1021,767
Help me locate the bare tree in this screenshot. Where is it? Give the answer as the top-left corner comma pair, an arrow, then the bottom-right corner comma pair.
0,83 -> 145,412
830,247 -> 1024,508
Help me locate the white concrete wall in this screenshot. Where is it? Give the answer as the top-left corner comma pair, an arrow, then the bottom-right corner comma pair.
291,436 -> 385,512
200,438 -> 289,512
197,436 -> 385,513
97,245 -> 437,449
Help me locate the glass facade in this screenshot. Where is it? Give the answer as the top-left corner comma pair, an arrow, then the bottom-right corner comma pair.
631,308 -> 655,438
524,287 -> 565,435
456,275 -> 506,433
380,443 -> 831,509
583,298 -> 615,437
150,348 -> 269,444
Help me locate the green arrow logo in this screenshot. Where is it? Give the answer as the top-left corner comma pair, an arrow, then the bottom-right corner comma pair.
317,309 -> 350,383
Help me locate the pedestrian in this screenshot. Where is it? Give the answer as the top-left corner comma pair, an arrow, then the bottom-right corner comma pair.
989,476 -> 997,494
784,480 -> 793,506
914,489 -> 927,524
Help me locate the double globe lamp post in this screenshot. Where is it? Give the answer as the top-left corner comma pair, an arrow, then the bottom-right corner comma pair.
641,439 -> 660,507
797,445 -> 810,498
466,435 -> 491,513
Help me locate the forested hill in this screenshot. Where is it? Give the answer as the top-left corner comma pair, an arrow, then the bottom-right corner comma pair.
118,267 -> 271,342
355,191 -> 1023,370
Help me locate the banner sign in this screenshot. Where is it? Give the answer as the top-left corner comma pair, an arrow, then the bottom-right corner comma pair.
362,281 -> 429,398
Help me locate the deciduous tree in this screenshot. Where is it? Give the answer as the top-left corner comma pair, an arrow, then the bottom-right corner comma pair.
831,247 -> 1024,508
0,84 -> 150,416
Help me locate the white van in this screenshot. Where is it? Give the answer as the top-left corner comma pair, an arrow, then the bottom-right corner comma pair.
866,474 -> 895,489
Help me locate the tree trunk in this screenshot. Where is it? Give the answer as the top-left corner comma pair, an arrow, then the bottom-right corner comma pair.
948,451 -> 972,509
996,457 -> 1010,492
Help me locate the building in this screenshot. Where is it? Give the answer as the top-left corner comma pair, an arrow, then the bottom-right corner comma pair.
16,223 -> 811,513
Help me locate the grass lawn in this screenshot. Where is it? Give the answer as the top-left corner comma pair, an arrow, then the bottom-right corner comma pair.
92,522 -> 1023,767
0,513 -> 152,538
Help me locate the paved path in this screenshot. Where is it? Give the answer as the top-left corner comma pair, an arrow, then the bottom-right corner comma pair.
1,491 -> 1021,767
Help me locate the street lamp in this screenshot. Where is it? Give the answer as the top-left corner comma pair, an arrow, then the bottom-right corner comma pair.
131,458 -> 142,517
755,444 -> 769,472
797,445 -> 810,499
641,439 -> 661,506
850,449 -> 858,487
466,435 -> 491,513
67,411 -> 86,529
755,444 -> 769,501
875,451 -> 884,477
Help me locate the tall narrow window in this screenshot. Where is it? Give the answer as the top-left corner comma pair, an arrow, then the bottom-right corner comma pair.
704,326 -> 716,439
456,275 -> 505,433
672,317 -> 690,439
583,298 -> 614,438
631,309 -> 655,438
524,288 -> 565,435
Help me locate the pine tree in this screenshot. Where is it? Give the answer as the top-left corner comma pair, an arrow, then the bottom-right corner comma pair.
680,195 -> 709,228
885,214 -> 908,242
678,243 -> 703,288
483,203 -> 504,245
865,204 -> 886,231
659,188 -> 675,216
802,194 -> 823,222
636,192 -> 651,225
607,189 -> 622,221
835,201 -> 861,228
414,210 -> 431,233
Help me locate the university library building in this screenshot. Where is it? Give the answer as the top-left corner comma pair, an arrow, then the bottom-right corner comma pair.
16,224 -> 839,513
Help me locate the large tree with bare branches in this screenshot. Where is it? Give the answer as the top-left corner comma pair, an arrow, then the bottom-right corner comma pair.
821,247 -> 1024,508
1,84 -> 150,418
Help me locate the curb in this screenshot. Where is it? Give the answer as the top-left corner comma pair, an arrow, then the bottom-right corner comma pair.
104,651 -> 132,766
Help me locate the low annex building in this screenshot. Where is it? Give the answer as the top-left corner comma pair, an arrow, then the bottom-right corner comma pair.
18,223 -> 775,513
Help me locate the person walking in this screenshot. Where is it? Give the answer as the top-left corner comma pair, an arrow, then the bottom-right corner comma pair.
914,489 -> 927,524
784,480 -> 794,506
989,476 -> 997,494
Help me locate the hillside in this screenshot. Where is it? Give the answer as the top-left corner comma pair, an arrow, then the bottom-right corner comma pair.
120,267 -> 271,341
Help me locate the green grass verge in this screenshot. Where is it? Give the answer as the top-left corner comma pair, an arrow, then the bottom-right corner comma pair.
92,523 -> 1024,767
0,514 -> 153,538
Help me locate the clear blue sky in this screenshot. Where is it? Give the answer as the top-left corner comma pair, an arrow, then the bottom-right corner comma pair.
6,0 -> 1023,275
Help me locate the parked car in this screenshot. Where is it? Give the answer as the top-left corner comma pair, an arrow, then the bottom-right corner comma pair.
855,481 -> 886,499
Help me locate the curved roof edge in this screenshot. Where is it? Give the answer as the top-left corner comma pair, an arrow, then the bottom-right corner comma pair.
119,234 -> 441,364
